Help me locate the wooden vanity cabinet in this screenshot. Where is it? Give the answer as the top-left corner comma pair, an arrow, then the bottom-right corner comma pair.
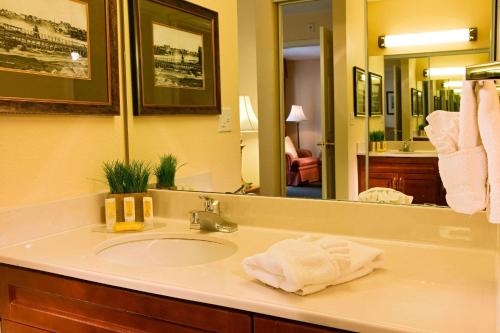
0,265 -> 355,333
357,155 -> 446,205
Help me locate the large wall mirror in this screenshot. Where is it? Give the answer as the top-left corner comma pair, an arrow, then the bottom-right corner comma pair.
125,0 -> 497,209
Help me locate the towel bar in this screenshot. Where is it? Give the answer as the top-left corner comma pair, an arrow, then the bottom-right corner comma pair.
466,62 -> 500,80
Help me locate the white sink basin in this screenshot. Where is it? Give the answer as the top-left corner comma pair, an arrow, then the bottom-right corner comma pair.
95,233 -> 237,267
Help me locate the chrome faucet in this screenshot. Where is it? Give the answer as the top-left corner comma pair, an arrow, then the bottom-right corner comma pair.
400,140 -> 413,152
190,196 -> 238,233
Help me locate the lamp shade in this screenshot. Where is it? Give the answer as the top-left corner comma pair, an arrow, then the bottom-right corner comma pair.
286,105 -> 307,122
239,96 -> 258,132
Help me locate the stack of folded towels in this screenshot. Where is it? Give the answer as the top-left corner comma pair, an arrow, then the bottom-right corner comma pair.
242,235 -> 383,295
425,80 -> 500,223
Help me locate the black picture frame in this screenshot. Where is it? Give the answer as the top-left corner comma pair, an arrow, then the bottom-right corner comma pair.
129,0 -> 221,115
0,0 -> 120,115
353,66 -> 366,117
368,72 -> 383,116
386,91 -> 394,115
411,88 -> 422,116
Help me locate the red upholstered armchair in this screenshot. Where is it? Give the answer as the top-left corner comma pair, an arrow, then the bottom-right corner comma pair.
286,148 -> 321,186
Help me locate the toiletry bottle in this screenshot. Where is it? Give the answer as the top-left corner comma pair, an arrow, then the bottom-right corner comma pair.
105,198 -> 116,230
143,197 -> 154,227
124,197 -> 135,222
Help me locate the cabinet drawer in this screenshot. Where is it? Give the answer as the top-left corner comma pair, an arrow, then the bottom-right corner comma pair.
2,320 -> 52,333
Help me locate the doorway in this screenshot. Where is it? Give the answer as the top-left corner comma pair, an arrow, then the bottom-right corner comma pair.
279,0 -> 335,200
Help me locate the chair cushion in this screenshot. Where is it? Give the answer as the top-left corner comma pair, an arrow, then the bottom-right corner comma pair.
291,157 -> 318,167
285,136 -> 298,159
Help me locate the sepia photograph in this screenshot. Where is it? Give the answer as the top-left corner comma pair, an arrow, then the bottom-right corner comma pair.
153,23 -> 204,89
0,0 -> 90,79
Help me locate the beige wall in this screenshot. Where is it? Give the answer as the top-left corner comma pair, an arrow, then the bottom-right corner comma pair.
368,0 -> 492,56
126,0 -> 242,193
333,0 -> 368,201
238,0 -> 260,187
283,9 -> 332,45
285,59 -> 322,157
0,1 -> 127,208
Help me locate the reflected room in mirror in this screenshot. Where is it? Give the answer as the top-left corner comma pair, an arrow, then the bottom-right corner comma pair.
127,0 -> 496,211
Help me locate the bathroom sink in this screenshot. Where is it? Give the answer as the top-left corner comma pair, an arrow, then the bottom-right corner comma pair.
95,233 -> 237,267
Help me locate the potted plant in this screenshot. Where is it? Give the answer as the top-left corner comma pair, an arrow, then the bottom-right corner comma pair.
369,131 -> 387,152
103,160 -> 151,222
154,154 -> 185,190
418,124 -> 427,137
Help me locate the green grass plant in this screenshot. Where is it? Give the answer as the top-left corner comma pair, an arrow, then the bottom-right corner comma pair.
154,154 -> 185,189
103,160 -> 151,194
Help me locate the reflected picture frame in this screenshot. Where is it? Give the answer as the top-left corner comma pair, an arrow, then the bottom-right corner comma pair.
0,0 -> 120,115
368,72 -> 382,117
129,0 -> 221,115
386,91 -> 394,115
353,66 -> 366,117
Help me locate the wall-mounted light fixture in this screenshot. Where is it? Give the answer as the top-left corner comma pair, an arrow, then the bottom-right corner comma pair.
378,28 -> 477,48
442,81 -> 464,89
423,67 -> 466,78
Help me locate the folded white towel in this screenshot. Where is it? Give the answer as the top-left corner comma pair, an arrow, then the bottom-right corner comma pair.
358,187 -> 413,205
477,80 -> 500,223
242,235 -> 383,296
459,81 -> 481,149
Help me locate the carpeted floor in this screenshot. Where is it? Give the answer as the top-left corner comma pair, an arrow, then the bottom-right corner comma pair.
286,182 -> 322,199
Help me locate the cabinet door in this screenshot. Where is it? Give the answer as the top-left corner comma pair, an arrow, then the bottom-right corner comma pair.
0,265 -> 251,333
2,320 -> 51,333
398,173 -> 442,205
368,172 -> 396,190
254,315 -> 355,333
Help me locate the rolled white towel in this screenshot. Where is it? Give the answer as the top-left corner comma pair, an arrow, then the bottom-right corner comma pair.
477,80 -> 500,223
242,235 -> 383,296
359,187 -> 413,205
438,146 -> 488,214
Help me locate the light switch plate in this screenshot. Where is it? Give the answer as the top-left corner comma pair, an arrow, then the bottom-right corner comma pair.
218,107 -> 232,132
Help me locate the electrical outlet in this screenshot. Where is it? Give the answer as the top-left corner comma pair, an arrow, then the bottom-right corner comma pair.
307,23 -> 315,33
218,107 -> 232,132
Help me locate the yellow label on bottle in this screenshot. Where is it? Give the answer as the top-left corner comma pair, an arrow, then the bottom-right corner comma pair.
143,197 -> 153,220
124,197 -> 135,222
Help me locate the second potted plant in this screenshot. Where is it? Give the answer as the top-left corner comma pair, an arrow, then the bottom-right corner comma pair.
154,154 -> 185,190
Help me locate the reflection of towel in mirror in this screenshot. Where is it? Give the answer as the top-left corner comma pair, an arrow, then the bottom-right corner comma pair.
425,81 -> 487,215
358,187 -> 413,205
242,235 -> 383,296
478,80 -> 500,223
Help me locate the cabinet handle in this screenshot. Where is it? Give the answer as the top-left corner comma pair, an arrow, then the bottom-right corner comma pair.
399,177 -> 403,190
392,177 -> 397,189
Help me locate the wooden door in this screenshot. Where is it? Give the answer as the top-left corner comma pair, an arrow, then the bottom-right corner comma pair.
320,26 -> 335,199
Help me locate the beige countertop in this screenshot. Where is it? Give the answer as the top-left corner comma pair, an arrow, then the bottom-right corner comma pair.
0,218 -> 496,333
357,151 -> 438,158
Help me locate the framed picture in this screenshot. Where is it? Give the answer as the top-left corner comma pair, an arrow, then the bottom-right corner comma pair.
411,88 -> 422,116
368,72 -> 382,116
386,91 -> 395,115
130,0 -> 221,115
0,0 -> 120,115
433,96 -> 441,111
353,66 -> 366,117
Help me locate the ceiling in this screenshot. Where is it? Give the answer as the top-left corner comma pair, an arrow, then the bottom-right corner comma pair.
283,45 -> 321,60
